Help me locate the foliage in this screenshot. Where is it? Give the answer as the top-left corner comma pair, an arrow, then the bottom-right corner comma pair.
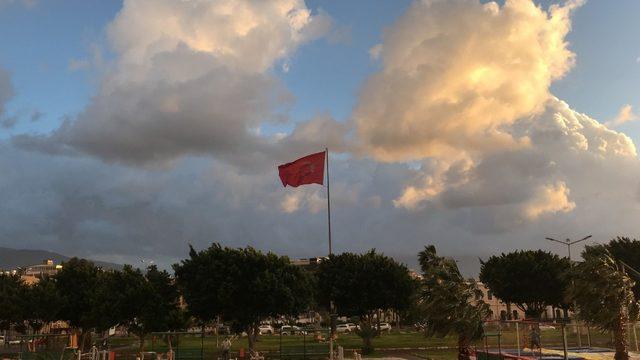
418,245 -> 490,360
479,250 -> 571,318
316,250 -> 416,354
55,258 -> 100,331
21,276 -> 61,333
54,258 -> 103,351
569,245 -> 639,360
100,265 -> 184,356
0,273 -> 25,331
174,244 -> 314,350
601,237 -> 640,298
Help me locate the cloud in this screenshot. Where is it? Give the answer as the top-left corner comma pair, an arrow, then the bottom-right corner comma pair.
0,0 -> 36,9
354,0 -> 581,162
19,0 -> 331,167
606,104 -> 639,127
523,181 -> 575,220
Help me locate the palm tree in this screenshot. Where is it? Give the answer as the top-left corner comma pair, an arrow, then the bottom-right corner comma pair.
418,246 -> 490,360
569,245 -> 639,360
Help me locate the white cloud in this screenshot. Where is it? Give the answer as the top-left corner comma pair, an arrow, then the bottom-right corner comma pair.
354,0 -> 581,162
606,104 -> 639,127
20,0 -> 331,167
523,181 -> 575,220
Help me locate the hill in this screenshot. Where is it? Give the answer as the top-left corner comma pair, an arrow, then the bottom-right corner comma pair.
0,246 -> 122,271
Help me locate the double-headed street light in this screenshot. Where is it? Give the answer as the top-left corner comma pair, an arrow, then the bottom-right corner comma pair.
545,235 -> 592,262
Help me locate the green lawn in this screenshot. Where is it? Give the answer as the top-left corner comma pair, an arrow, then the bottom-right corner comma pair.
16,326 -> 625,360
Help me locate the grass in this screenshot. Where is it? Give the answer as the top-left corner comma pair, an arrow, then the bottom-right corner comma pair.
13,326 -> 626,360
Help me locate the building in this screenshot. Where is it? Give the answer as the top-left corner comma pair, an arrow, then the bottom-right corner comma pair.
476,281 -> 568,321
291,257 -> 327,272
20,259 -> 62,284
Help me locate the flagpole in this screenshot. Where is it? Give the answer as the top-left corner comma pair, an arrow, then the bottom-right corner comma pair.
326,147 -> 335,360
326,147 -> 332,256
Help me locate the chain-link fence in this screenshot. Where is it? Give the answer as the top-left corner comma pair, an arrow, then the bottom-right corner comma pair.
476,320 -> 640,359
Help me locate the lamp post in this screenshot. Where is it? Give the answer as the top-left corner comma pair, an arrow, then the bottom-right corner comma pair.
545,235 -> 592,262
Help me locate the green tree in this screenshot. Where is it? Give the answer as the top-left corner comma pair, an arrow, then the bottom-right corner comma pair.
0,273 -> 25,332
569,245 -> 639,360
316,250 -> 416,354
55,258 -> 101,351
174,244 -> 314,351
601,237 -> 640,297
21,276 -> 61,334
479,250 -> 571,319
418,246 -> 490,360
104,265 -> 184,358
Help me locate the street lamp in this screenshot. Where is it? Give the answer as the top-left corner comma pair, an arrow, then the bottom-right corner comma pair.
545,235 -> 592,262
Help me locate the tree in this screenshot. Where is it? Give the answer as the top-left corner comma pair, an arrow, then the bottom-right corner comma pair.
601,237 -> 640,298
479,250 -> 571,319
55,258 -> 101,351
316,250 -> 416,354
0,273 -> 26,332
569,245 -> 639,360
21,276 -> 61,334
174,244 -> 314,351
105,265 -> 184,358
418,246 -> 490,360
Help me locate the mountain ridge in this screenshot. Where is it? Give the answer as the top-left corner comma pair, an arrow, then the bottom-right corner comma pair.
0,246 -> 122,271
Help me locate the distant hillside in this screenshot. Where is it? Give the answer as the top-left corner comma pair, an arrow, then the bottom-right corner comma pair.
0,246 -> 122,271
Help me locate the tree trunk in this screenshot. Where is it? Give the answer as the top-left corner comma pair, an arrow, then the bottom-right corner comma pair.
613,320 -> 629,360
247,325 -> 257,352
457,335 -> 471,360
138,334 -> 146,360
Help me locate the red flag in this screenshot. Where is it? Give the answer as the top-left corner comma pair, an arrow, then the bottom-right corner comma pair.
278,151 -> 325,187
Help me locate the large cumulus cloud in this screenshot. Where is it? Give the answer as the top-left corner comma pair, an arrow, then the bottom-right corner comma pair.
355,0 -> 582,162
16,0 -> 331,167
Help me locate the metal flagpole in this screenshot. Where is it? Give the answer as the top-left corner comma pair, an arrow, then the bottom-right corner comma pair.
326,147 -> 332,255
326,147 -> 335,360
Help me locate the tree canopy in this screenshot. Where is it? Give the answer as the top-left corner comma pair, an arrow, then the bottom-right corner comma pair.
419,245 -> 490,360
569,244 -> 639,360
0,273 -> 25,331
479,250 -> 571,318
174,244 -> 314,350
601,237 -> 640,298
316,250 -> 416,353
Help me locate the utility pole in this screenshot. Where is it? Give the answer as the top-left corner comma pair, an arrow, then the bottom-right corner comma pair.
545,235 -> 592,262
545,235 -> 592,337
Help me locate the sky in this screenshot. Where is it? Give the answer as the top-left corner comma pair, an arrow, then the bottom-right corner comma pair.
0,0 -> 639,273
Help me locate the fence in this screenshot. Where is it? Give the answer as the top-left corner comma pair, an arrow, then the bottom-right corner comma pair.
477,320 -> 640,359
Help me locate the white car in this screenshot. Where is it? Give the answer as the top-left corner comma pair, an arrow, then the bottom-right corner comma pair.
258,324 -> 274,335
336,324 -> 351,333
280,325 -> 306,336
0,336 -> 4,345
377,323 -> 392,332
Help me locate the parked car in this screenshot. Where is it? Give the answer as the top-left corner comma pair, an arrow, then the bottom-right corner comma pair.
0,336 -> 4,345
336,324 -> 351,333
258,324 -> 275,335
280,325 -> 307,336
378,323 -> 392,332
346,323 -> 357,332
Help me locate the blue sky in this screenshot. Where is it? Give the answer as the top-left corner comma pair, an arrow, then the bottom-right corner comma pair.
2,0 -> 638,141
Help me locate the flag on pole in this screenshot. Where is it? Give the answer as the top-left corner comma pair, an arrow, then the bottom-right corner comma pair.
278,151 -> 325,187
